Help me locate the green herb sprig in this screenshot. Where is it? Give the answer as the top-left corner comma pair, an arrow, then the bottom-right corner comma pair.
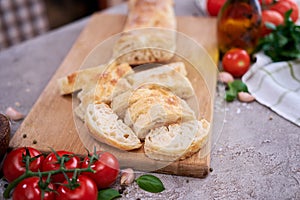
225,80 -> 248,102
256,10 -> 300,62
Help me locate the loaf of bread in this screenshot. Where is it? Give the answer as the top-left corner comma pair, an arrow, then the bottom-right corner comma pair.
144,119 -> 210,161
113,0 -> 176,65
85,103 -> 142,151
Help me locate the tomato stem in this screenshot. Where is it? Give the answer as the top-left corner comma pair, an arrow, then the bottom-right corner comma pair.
3,167 -> 94,198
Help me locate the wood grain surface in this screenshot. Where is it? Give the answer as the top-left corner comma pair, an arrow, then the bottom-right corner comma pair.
9,13 -> 218,178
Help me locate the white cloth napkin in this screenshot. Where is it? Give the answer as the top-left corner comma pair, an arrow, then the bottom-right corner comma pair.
242,52 -> 300,127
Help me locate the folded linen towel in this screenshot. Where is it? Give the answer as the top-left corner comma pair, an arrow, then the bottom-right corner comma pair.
242,52 -> 300,127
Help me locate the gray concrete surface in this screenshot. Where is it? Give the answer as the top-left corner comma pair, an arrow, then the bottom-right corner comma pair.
1,1 -> 299,199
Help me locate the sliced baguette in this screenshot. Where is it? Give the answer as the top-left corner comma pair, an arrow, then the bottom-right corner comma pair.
124,84 -> 195,139
85,103 -> 142,151
74,62 -> 133,121
57,65 -> 105,95
93,62 -> 134,104
144,119 -> 210,161
111,90 -> 132,120
126,62 -> 194,99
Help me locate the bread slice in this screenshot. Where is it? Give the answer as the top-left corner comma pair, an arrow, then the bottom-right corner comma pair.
57,65 -> 105,95
144,119 -> 210,161
85,103 -> 142,151
124,84 -> 196,139
126,62 -> 194,99
111,90 -> 132,120
75,78 -> 132,121
113,0 -> 176,65
93,62 -> 134,104
74,62 -> 133,121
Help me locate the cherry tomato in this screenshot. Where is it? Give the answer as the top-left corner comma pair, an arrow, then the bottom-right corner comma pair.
42,150 -> 81,183
207,0 -> 226,16
3,147 -> 44,182
261,10 -> 284,36
222,48 -> 251,77
270,0 -> 299,22
56,175 -> 98,200
81,151 -> 120,189
12,177 -> 55,200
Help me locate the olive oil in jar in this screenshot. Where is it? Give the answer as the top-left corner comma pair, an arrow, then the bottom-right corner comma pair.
217,0 -> 262,55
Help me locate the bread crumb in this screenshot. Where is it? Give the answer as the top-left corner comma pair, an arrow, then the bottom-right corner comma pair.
269,116 -> 273,120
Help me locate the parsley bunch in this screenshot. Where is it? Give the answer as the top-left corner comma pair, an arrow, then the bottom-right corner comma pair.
256,10 -> 300,62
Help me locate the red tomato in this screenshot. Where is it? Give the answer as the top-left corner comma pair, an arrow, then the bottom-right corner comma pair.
3,147 -> 44,182
222,48 -> 251,77
81,151 -> 120,189
42,150 -> 81,183
12,177 -> 55,200
207,0 -> 226,16
261,10 -> 284,36
56,175 -> 98,200
270,0 -> 299,22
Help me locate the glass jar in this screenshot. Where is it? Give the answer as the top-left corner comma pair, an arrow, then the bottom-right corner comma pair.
217,0 -> 262,56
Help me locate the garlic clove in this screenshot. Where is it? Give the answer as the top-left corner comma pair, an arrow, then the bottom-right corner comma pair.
120,168 -> 135,185
238,92 -> 255,102
5,107 -> 25,121
218,71 -> 234,84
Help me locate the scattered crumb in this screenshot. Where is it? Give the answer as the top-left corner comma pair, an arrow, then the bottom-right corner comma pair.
236,108 -> 241,114
269,116 -> 273,120
262,140 -> 271,144
15,102 -> 21,107
25,88 -> 31,92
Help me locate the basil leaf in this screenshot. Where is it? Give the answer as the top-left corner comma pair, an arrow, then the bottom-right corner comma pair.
98,189 -> 121,200
225,80 -> 248,102
231,80 -> 248,93
225,89 -> 237,102
136,174 -> 165,193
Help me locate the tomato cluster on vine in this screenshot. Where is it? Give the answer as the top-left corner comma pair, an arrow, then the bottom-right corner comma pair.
2,147 -> 120,200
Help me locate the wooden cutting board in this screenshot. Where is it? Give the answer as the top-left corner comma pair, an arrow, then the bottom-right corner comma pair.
9,13 -> 218,178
